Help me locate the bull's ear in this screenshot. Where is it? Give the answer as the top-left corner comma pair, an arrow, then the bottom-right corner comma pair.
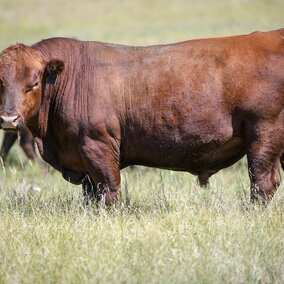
45,59 -> 64,85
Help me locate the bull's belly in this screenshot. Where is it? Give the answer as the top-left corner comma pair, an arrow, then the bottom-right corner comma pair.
124,135 -> 246,175
123,106 -> 247,174
187,136 -> 246,174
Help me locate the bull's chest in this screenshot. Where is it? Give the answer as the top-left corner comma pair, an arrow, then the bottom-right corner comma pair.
58,152 -> 84,173
56,136 -> 85,172
37,131 -> 85,174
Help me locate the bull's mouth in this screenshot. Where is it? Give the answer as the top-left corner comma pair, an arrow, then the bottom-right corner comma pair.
0,115 -> 22,131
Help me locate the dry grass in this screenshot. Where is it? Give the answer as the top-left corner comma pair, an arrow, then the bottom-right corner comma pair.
0,152 -> 283,283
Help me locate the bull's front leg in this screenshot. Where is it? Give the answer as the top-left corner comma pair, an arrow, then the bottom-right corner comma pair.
247,127 -> 283,203
82,175 -> 96,205
81,137 -> 121,206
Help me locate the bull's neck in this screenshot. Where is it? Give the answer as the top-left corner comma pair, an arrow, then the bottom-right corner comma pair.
31,39 -> 79,138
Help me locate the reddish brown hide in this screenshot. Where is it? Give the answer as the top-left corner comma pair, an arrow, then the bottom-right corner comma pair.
0,29 -> 283,205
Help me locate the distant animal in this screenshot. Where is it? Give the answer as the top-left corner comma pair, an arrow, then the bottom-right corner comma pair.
0,28 -> 283,205
0,128 -> 36,162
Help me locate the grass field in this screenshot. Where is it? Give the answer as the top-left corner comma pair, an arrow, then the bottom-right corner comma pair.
0,0 -> 284,283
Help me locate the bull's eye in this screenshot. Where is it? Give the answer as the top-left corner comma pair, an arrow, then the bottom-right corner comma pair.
25,82 -> 39,93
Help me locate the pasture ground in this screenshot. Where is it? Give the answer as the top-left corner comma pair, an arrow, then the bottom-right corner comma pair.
0,0 -> 284,283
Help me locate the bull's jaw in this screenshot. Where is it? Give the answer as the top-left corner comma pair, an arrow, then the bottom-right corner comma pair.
0,115 -> 20,131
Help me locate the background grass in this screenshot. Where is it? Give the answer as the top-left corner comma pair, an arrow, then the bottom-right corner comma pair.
0,0 -> 284,283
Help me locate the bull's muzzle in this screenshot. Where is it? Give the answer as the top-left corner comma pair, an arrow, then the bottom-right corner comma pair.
0,115 -> 20,131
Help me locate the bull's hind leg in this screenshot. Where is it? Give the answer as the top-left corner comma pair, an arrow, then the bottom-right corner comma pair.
247,126 -> 283,203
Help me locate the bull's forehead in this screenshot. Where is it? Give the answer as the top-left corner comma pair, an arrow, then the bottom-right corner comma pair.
0,44 -> 43,86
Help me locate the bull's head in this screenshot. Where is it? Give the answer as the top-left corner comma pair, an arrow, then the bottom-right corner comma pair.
0,44 -> 64,131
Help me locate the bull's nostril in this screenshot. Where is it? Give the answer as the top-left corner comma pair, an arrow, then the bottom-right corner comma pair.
13,115 -> 20,122
0,117 -> 4,126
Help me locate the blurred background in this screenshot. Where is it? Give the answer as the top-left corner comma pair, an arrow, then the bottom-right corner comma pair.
1,0 -> 283,50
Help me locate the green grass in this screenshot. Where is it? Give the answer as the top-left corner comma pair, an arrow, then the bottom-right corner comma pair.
1,0 -> 284,283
